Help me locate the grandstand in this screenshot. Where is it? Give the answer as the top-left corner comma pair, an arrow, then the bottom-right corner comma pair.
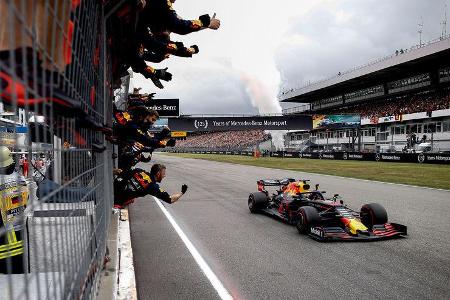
174,130 -> 271,151
280,36 -> 450,153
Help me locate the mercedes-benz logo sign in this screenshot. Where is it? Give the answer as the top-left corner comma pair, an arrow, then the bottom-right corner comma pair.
417,153 -> 425,163
194,119 -> 208,129
375,153 -> 381,161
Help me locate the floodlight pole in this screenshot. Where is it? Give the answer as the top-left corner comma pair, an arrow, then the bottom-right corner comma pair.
441,4 -> 448,38
418,17 -> 424,46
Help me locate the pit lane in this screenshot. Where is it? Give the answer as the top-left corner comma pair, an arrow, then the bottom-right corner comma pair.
129,154 -> 450,299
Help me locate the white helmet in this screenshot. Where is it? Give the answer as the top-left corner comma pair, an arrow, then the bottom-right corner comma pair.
0,146 -> 14,168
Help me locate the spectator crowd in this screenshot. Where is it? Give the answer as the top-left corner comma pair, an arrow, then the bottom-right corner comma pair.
175,130 -> 271,151
332,91 -> 450,119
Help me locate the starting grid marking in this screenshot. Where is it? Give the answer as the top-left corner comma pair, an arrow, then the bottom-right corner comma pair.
153,197 -> 233,300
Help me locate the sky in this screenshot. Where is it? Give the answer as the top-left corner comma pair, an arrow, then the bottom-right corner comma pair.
131,0 -> 449,115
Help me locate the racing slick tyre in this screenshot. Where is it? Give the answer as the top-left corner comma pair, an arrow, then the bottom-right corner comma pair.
296,206 -> 320,234
248,192 -> 269,213
360,203 -> 388,229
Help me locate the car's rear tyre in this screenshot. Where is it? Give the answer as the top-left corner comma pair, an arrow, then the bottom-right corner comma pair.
360,203 -> 388,229
248,192 -> 268,213
296,206 -> 320,234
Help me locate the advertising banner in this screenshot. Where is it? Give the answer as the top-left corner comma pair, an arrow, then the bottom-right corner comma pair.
168,115 -> 312,132
312,114 -> 360,129
422,153 -> 450,164
270,151 -> 283,157
170,150 -> 450,164
171,131 -> 187,138
146,99 -> 179,117
361,115 -> 402,125
300,152 -> 318,159
342,152 -> 376,161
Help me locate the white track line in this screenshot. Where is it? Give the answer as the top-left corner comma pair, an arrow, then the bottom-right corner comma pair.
153,197 -> 233,300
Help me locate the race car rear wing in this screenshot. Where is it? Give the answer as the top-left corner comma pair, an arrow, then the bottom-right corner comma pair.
257,178 -> 313,192
257,178 -> 296,187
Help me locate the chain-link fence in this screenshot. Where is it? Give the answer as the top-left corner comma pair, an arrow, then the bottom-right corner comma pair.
0,1 -> 117,299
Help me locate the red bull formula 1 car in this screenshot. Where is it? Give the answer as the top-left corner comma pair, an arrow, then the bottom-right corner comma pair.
248,178 -> 407,241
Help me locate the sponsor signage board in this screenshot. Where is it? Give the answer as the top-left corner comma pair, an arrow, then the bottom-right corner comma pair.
320,153 -> 336,159
174,150 -> 450,164
423,153 -> 450,164
342,152 -> 376,161
376,153 -> 418,163
362,115 -> 402,125
171,131 -> 187,138
146,99 -> 179,117
168,115 -> 312,132
312,114 -> 360,130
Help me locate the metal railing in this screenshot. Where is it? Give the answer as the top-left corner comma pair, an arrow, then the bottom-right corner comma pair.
1,1 -> 115,299
281,104 -> 311,115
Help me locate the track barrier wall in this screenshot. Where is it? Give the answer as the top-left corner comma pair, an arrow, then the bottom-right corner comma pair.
168,150 -> 450,164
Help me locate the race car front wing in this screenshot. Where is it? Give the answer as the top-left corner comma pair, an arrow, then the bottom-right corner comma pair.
308,223 -> 407,242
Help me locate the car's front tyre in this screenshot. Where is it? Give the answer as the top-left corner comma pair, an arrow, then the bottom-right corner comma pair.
360,203 -> 388,229
296,206 -> 320,234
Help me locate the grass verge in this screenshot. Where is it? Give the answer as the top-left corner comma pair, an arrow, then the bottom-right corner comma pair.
163,153 -> 450,190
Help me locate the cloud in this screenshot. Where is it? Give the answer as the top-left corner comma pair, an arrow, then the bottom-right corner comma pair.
276,0 -> 447,90
133,57 -> 258,115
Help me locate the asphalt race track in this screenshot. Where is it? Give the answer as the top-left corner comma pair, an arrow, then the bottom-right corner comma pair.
129,154 -> 450,300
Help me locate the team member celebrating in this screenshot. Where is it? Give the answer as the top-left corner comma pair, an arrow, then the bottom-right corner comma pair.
114,164 -> 187,208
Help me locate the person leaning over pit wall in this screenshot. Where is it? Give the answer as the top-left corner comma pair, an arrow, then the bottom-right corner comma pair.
113,163 -> 187,208
113,106 -> 161,147
112,106 -> 176,164
127,90 -> 156,108
117,136 -> 176,171
125,43 -> 173,89
137,0 -> 220,39
138,30 -> 200,64
115,0 -> 220,89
